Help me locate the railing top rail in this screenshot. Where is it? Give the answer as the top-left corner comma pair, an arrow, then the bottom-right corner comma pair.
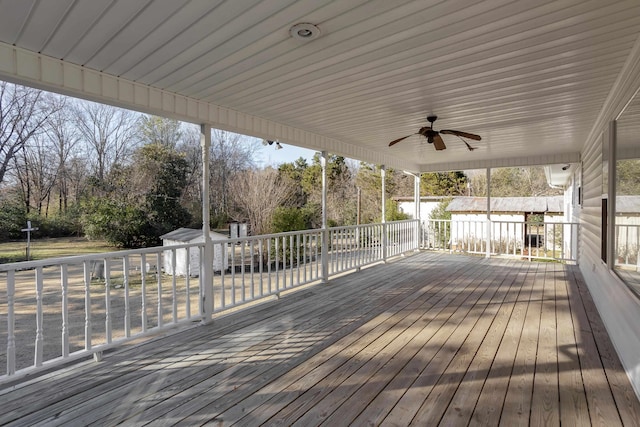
0,221 -> 424,272
423,219 -> 579,226
0,241 -> 204,272
328,219 -> 419,232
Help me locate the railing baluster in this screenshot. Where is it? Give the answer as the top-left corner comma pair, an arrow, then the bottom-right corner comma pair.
250,240 -> 255,299
231,242 -> 237,304
184,249 -> 190,318
198,246 -> 204,317
289,234 -> 294,287
267,237 -> 272,294
104,259 -> 112,344
156,253 -> 162,328
123,256 -> 131,337
295,234 -> 300,285
140,254 -> 147,332
7,270 -> 16,375
171,249 -> 177,324
34,267 -> 44,367
241,240 -> 246,299
272,237 -> 277,291
303,234 -> 307,283
218,242 -> 224,309
83,261 -> 92,350
61,264 -> 69,358
258,239 -> 264,297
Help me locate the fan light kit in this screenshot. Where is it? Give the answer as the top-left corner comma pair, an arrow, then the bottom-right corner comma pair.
290,23 -> 321,41
388,115 -> 481,151
262,139 -> 283,150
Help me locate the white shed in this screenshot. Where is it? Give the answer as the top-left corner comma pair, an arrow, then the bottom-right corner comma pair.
160,228 -> 229,276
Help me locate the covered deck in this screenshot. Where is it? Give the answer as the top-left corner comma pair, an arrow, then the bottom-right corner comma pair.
2,252 -> 639,426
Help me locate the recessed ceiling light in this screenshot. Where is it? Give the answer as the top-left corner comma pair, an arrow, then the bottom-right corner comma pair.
289,23 -> 321,41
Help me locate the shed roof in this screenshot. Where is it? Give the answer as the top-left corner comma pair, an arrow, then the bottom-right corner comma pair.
446,196 -> 564,213
616,196 -> 640,214
160,228 -> 228,242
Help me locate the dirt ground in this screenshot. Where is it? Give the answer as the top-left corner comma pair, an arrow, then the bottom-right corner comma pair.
0,254 -> 322,375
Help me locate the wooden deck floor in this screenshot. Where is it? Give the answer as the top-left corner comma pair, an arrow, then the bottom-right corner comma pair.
2,252 -> 640,426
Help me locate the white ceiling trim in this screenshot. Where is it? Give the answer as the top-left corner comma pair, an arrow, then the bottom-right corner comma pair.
0,41 -> 420,171
418,152 -> 581,173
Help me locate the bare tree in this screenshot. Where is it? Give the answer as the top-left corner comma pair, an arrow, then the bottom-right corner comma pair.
209,130 -> 258,224
74,101 -> 139,182
44,96 -> 81,212
229,167 -> 294,235
0,82 -> 50,185
12,136 -> 58,215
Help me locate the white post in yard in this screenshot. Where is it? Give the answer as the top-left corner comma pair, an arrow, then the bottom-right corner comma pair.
486,167 -> 492,259
381,165 -> 388,262
21,220 -> 38,261
200,124 -> 214,323
321,151 -> 329,284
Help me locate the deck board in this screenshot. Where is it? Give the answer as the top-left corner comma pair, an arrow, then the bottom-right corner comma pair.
1,252 -> 640,426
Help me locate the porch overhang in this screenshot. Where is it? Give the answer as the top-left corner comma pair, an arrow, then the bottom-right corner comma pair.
1,1 -> 638,172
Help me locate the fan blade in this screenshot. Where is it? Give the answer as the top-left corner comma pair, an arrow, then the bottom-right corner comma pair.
462,140 -> 476,151
388,134 -> 414,147
440,129 -> 481,141
433,134 -> 446,150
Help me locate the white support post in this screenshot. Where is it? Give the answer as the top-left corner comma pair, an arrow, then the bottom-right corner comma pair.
201,124 -> 214,323
321,151 -> 329,283
403,170 -> 422,251
414,173 -> 421,250
486,168 -> 492,258
607,120 -> 616,269
381,165 -> 388,262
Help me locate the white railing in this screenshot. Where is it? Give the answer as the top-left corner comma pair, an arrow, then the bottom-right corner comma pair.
615,224 -> 640,271
1,220 -> 419,379
421,219 -> 579,262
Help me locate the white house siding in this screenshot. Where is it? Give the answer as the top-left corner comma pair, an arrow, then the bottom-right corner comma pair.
577,66 -> 640,398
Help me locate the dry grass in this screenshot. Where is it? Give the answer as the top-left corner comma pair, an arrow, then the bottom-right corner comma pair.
0,237 -> 117,263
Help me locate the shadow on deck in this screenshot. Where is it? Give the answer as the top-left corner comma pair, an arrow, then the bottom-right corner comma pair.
1,252 -> 639,426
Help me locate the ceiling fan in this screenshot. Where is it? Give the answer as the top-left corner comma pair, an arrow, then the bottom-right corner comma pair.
388,115 -> 481,151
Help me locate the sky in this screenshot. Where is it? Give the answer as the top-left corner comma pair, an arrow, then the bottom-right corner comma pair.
254,140 -> 319,167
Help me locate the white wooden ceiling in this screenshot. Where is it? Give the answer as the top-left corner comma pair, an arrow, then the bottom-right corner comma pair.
0,0 -> 639,172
